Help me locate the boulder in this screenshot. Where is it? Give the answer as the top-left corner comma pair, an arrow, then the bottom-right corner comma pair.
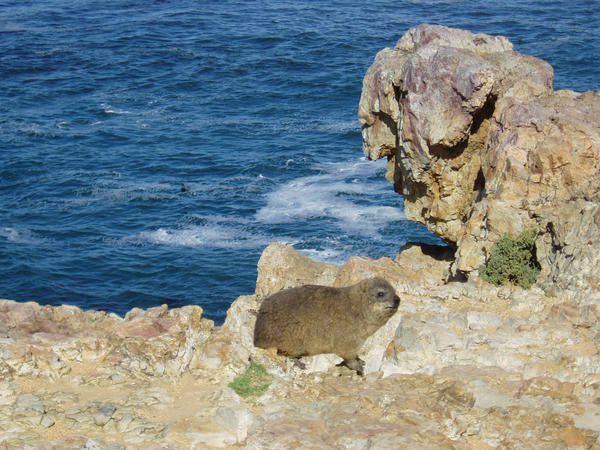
359,24 -> 600,295
255,243 -> 338,298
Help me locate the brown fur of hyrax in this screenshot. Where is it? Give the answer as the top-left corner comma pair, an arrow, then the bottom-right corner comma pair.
253,277 -> 400,361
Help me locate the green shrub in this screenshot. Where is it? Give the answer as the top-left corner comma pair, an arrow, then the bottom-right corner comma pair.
479,230 -> 541,289
228,362 -> 272,398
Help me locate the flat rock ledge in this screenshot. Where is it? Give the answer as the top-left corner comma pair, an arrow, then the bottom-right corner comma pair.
1,243 -> 599,449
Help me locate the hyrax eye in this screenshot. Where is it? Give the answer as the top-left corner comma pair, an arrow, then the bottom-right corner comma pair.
377,291 -> 385,298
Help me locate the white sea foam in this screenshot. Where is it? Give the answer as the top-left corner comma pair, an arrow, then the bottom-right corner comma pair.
100,103 -> 131,115
256,158 -> 404,235
298,247 -> 345,264
192,117 -> 360,136
0,24 -> 26,33
128,224 -> 269,249
17,124 -> 58,138
68,181 -> 176,206
313,158 -> 387,178
316,120 -> 360,134
0,227 -> 45,245
92,181 -> 174,201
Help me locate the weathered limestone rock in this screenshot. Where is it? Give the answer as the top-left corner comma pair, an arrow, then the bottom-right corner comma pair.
359,24 -> 600,294
2,239 -> 600,447
0,300 -> 214,381
298,353 -> 344,373
394,243 -> 454,285
194,294 -> 260,374
334,255 -> 405,288
335,244 -> 452,291
255,242 -> 338,298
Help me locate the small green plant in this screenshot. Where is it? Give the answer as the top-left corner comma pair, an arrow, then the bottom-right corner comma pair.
480,230 -> 541,289
228,362 -> 272,398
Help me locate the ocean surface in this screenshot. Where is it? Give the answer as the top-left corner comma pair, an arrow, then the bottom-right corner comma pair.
1,0 -> 598,322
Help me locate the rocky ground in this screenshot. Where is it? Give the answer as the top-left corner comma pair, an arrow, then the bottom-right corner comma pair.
2,25 -> 599,449
0,243 -> 599,449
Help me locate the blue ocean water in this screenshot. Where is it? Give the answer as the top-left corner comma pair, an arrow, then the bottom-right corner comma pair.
1,0 -> 598,322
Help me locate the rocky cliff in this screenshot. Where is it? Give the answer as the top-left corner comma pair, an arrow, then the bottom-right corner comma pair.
2,242 -> 600,448
1,26 -> 600,449
359,24 -> 600,296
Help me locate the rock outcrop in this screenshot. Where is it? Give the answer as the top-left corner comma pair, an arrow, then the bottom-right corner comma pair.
359,24 -> 600,295
1,243 -> 600,447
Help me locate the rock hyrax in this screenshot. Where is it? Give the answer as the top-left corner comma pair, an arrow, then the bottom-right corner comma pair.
253,277 -> 400,373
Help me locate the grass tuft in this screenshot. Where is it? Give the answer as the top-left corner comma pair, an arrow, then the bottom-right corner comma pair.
228,361 -> 272,398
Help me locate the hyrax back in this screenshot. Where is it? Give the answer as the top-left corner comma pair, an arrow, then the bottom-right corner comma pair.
253,277 -> 400,360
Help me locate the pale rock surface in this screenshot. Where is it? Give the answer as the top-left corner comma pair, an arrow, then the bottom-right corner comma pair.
2,243 -> 600,448
255,242 -> 338,298
194,294 -> 259,374
394,243 -> 454,285
298,353 -> 344,373
334,243 -> 453,295
359,24 -> 600,295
